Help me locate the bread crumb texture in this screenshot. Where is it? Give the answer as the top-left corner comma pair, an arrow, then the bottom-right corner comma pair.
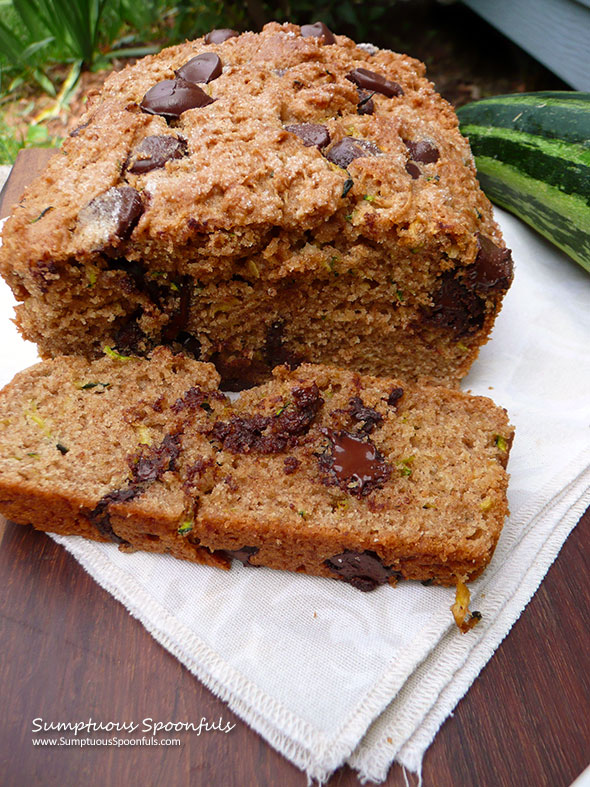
0,349 -> 514,588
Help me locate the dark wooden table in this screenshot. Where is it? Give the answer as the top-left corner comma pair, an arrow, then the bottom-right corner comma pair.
1,150 -> 589,787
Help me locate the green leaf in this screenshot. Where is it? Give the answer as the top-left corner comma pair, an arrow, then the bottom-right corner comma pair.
102,45 -> 159,59
8,74 -> 25,92
31,67 -> 56,96
0,19 -> 27,64
12,0 -> 48,43
20,35 -> 55,61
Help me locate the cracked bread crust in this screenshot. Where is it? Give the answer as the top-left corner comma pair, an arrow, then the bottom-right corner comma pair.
0,23 -> 512,388
0,350 -> 513,588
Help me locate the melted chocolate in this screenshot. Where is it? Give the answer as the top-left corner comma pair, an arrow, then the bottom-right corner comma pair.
211,383 -> 323,454
405,161 -> 420,179
89,434 -> 183,543
325,549 -> 399,591
345,68 -> 403,98
427,273 -> 485,335
300,22 -> 335,44
348,397 -> 382,434
183,457 -> 215,492
140,78 -> 214,119
129,433 -> 181,484
177,53 -> 222,84
318,429 -> 391,497
88,486 -> 139,544
108,260 -> 163,305
172,385 -> 225,414
31,260 -> 58,293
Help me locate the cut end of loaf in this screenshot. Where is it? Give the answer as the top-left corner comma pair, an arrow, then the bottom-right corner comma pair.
0,349 -> 513,589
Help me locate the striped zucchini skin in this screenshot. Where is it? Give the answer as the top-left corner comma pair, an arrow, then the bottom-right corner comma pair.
457,92 -> 590,273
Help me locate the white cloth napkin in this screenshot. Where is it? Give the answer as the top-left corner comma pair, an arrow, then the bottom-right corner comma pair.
1,208 -> 589,783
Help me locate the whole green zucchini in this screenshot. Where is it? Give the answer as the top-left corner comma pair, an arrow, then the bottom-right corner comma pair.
457,92 -> 590,273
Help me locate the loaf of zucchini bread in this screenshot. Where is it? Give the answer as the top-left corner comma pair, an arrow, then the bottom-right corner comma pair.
0,349 -> 513,588
0,22 -> 512,390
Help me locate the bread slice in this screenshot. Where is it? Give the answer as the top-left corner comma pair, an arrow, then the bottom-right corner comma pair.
0,349 -> 513,589
0,23 -> 512,390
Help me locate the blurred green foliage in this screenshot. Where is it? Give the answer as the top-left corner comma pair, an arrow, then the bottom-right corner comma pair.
0,114 -> 62,164
0,0 -> 391,96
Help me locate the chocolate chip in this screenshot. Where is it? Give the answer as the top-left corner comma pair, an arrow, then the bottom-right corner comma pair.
79,187 -> 143,241
225,545 -> 259,566
404,139 -> 440,164
387,388 -> 404,408
318,429 -> 391,497
211,383 -> 323,455
204,28 -> 238,44
466,234 -> 513,292
129,433 -> 182,484
405,161 -> 420,179
356,88 -> 375,115
300,22 -> 335,44
89,434 -> 182,544
427,273 -> 485,335
284,123 -> 330,149
177,53 -> 222,84
182,457 -> 216,493
126,135 -> 187,174
172,385 -> 224,414
345,68 -> 403,98
324,549 -> 398,591
140,78 -> 214,119
89,486 -> 139,544
348,397 -> 382,434
284,456 -> 300,475
325,137 -> 381,169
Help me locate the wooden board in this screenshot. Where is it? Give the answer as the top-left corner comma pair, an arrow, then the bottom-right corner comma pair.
1,150 -> 589,787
